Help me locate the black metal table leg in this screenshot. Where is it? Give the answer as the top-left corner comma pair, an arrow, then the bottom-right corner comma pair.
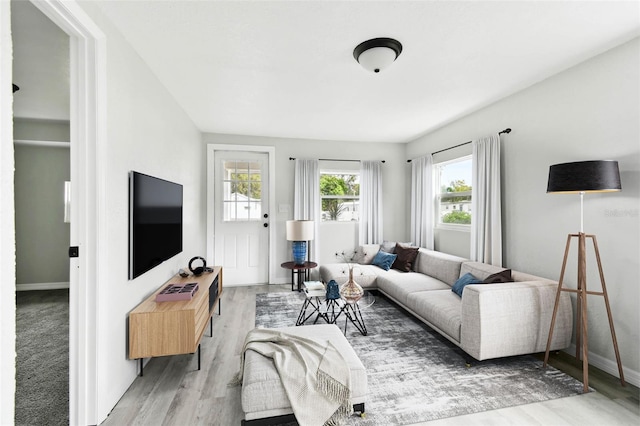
210,316 -> 213,337
296,297 -> 324,326
140,358 -> 144,377
197,344 -> 201,370
343,302 -> 368,336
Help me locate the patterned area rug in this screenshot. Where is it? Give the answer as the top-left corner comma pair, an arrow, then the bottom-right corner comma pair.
255,291 -> 585,425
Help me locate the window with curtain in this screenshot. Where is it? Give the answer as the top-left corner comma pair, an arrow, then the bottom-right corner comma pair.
435,156 -> 472,228
319,171 -> 360,221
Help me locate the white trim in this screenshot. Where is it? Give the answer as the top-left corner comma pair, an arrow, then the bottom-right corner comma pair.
207,144 -> 276,284
16,282 -> 70,291
565,344 -> 640,388
14,139 -> 70,148
28,1 -> 106,424
0,1 -> 17,422
436,223 -> 471,233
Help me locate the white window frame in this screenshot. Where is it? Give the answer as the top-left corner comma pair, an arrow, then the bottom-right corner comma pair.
435,155 -> 472,232
319,170 -> 360,222
221,160 -> 263,222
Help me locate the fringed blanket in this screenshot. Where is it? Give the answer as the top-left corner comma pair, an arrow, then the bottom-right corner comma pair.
233,328 -> 352,426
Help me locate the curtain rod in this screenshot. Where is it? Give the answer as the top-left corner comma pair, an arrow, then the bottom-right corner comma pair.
406,128 -> 511,163
289,157 -> 386,163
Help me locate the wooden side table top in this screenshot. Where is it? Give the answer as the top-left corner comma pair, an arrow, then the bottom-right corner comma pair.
280,261 -> 318,270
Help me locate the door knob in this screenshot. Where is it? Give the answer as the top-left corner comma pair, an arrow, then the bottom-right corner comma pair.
263,213 -> 269,218
263,223 -> 268,227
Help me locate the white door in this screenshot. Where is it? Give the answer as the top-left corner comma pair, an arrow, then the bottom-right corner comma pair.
214,151 -> 269,285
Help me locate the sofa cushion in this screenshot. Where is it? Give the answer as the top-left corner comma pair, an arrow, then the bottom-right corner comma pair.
392,244 -> 420,272
414,248 -> 466,286
406,290 -> 463,342
358,244 -> 380,264
377,272 -> 450,306
372,251 -> 397,271
451,272 -> 483,297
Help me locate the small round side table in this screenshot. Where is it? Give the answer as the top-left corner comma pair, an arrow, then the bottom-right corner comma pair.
280,261 -> 318,292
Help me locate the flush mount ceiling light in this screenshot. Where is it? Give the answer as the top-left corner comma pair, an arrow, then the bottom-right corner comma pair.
353,37 -> 403,73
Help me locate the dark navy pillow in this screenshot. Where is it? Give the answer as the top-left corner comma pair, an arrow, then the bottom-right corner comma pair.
372,251 -> 397,271
451,272 -> 483,297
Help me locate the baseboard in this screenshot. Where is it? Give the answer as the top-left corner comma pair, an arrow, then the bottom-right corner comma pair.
566,344 -> 640,387
16,282 -> 70,291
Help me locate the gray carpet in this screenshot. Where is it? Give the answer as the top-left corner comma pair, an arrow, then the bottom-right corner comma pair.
255,291 -> 586,425
15,289 -> 69,426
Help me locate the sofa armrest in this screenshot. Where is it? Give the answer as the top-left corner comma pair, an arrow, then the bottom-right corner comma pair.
460,281 -> 572,361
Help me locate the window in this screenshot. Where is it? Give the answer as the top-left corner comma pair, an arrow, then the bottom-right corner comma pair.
435,156 -> 472,227
222,160 -> 262,221
320,172 -> 359,221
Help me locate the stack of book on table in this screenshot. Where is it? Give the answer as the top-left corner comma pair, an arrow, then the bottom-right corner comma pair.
303,281 -> 325,298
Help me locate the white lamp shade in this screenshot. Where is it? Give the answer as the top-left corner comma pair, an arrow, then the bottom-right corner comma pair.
357,46 -> 398,73
286,220 -> 314,241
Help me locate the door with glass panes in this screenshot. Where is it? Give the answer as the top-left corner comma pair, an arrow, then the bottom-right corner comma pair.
214,151 -> 269,285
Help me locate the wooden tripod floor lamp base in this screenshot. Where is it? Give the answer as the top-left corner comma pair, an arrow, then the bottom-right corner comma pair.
544,160 -> 625,393
543,232 -> 625,393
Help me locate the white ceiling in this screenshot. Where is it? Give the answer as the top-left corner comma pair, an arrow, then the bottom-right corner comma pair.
13,1 -> 640,143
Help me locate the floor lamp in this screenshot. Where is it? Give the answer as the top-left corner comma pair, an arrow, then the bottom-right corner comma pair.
544,160 -> 625,393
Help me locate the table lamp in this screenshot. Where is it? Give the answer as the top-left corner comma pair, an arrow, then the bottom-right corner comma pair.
543,160 -> 625,392
286,220 -> 314,265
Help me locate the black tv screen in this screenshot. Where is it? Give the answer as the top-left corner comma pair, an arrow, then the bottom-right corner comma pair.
129,171 -> 183,279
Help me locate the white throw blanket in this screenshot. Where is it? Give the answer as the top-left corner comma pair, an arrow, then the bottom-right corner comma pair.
233,328 -> 352,426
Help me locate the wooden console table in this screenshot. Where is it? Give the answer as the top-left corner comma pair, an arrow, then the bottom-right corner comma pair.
128,266 -> 223,375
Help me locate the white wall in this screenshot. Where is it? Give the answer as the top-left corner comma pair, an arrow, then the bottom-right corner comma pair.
407,37 -> 640,384
14,119 -> 71,289
202,133 -> 408,283
74,3 -> 205,422
0,1 -> 16,422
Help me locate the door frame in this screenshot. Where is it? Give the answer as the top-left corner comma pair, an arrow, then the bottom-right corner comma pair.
3,1 -> 106,424
207,144 -> 276,284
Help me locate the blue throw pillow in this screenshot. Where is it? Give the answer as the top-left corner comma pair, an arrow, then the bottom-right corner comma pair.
451,272 -> 483,297
372,250 -> 397,271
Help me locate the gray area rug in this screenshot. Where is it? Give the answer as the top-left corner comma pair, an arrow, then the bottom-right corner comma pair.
15,289 -> 69,426
255,291 -> 585,425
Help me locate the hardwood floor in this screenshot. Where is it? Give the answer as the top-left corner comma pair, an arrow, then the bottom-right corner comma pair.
101,285 -> 639,426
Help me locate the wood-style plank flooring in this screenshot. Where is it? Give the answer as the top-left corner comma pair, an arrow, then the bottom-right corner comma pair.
101,285 -> 639,426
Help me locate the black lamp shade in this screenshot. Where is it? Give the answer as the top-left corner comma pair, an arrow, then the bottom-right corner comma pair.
547,160 -> 621,193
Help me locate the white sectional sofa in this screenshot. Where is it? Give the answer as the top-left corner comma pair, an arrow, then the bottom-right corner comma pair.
319,245 -> 573,361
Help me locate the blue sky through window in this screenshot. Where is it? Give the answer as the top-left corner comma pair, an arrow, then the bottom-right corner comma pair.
441,158 -> 472,189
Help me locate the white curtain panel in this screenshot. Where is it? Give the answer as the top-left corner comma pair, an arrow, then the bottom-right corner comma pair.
359,161 -> 384,245
471,134 -> 502,266
410,155 -> 434,249
293,159 -> 320,260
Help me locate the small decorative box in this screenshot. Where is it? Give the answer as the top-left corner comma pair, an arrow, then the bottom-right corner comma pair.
156,282 -> 199,302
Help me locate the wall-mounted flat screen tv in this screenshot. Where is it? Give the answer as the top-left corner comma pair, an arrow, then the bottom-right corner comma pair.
129,171 -> 183,280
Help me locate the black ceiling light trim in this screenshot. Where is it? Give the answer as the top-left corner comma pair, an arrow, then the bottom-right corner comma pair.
353,37 -> 403,73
